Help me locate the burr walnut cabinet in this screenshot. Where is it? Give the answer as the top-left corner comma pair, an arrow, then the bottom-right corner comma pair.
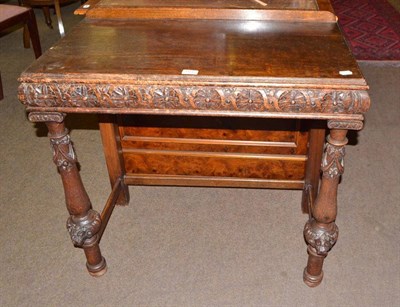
18,0 -> 370,287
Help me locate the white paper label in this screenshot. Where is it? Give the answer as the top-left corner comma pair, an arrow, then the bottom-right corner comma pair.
339,70 -> 353,76
181,69 -> 199,75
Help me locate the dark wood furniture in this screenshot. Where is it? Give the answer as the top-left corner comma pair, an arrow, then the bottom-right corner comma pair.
0,4 -> 42,100
22,0 -> 84,37
18,0 -> 370,287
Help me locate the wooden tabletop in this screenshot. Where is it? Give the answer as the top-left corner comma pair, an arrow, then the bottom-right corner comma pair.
20,19 -> 364,87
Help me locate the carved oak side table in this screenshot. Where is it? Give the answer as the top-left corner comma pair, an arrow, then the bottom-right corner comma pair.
18,2 -> 370,287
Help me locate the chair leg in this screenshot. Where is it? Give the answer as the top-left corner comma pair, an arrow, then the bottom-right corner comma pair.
26,9 -> 42,58
54,0 -> 65,37
42,6 -> 53,29
23,24 -> 30,49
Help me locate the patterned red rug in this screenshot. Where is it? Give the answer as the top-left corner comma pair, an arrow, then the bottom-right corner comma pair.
331,0 -> 400,60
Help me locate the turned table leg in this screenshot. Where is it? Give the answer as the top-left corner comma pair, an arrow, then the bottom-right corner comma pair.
29,112 -> 107,276
303,128 -> 348,287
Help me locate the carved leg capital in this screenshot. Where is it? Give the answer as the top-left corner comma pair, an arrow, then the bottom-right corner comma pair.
321,140 -> 346,179
50,130 -> 76,171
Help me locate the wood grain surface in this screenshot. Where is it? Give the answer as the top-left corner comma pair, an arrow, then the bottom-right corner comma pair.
20,19 -> 363,83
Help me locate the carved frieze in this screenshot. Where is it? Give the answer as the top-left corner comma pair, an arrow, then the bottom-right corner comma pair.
304,219 -> 338,255
66,209 -> 101,247
50,132 -> 76,171
18,83 -> 371,115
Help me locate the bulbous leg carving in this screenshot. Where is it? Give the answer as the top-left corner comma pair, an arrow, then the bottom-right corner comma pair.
67,209 -> 102,247
304,219 -> 338,255
303,129 -> 347,287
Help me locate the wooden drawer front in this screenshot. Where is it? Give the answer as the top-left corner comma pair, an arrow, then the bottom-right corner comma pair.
119,115 -> 308,187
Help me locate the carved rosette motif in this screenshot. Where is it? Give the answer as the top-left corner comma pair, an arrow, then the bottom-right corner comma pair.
304,219 -> 339,255
66,209 -> 101,247
192,88 -> 223,109
235,89 -> 264,111
50,132 -> 76,171
18,83 -> 370,115
321,142 -> 346,179
152,87 -> 182,109
277,90 -> 307,112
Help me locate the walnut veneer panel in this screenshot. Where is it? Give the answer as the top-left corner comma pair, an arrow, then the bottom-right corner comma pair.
120,116 -> 308,155
123,151 -> 306,179
119,116 -> 308,188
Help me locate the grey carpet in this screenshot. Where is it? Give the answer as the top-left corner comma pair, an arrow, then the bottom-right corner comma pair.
1,1 -> 399,306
